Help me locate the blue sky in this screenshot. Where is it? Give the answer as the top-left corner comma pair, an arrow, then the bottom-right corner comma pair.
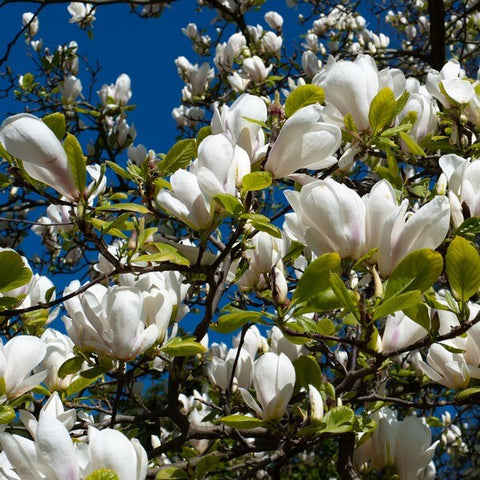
0,1 -> 313,154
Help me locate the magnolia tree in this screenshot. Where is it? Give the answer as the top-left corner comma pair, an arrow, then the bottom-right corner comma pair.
0,0 -> 478,479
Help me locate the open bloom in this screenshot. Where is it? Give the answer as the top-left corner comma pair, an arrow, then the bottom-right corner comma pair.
264,104 -> 341,178
63,282 -> 158,361
317,55 -> 405,131
354,408 -> 437,479
439,154 -> 480,227
426,60 -> 475,107
0,113 -> 78,200
415,343 -> 480,389
207,347 -> 253,392
284,178 -> 366,259
0,336 -> 47,399
363,179 -> 450,276
211,93 -> 267,161
239,352 -> 295,420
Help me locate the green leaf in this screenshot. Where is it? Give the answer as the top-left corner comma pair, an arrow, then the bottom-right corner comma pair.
284,84 -> 325,118
403,302 -> 431,330
456,386 -> 480,400
293,355 -> 322,390
64,133 -> 87,192
446,236 -> 480,302
58,356 -> 84,379
219,415 -> 265,429
42,113 -> 66,140
106,161 -> 133,181
96,203 -> 151,214
212,311 -> 265,334
0,250 -> 32,293
196,126 -> 212,149
155,468 -> 188,480
242,171 -> 273,192
65,375 -> 100,397
159,139 -> 196,175
329,273 -> 360,321
213,193 -> 243,216
134,243 -> 190,266
322,406 -> 355,434
456,217 -> 480,239
368,87 -> 396,133
392,90 -> 411,117
85,470 -> 119,480
161,338 -> 207,357
0,405 -> 15,424
398,131 -> 426,156
293,253 -> 341,304
343,113 -> 358,133
373,290 -> 422,320
385,249 -> 443,300
196,454 -> 220,478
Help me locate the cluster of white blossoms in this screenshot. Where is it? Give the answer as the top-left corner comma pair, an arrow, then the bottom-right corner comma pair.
4,3 -> 480,475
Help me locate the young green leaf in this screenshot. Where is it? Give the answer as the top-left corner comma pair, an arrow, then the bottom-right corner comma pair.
446,236 -> 480,302
385,249 -> 443,300
219,415 -> 265,429
159,139 -> 196,175
161,338 -> 207,357
212,311 -> 265,334
329,273 -> 360,321
242,171 -> 273,192
42,112 -> 66,140
64,133 -> 87,192
284,84 -> 325,118
368,87 -> 396,133
373,290 -> 422,320
0,250 -> 32,293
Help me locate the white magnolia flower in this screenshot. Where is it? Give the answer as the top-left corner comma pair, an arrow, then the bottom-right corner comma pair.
208,347 -> 253,392
354,408 -> 438,479
59,75 -> 83,104
242,56 -> 272,83
426,60 -> 475,107
284,178 -> 366,259
22,12 -> 39,36
240,352 -> 295,420
63,282 -> 158,361
211,93 -> 267,161
68,2 -> 96,26
0,336 -> 47,399
265,104 -> 341,178
0,113 -> 79,200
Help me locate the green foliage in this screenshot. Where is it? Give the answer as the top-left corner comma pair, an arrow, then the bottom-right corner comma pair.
0,250 -> 32,293
212,310 -> 265,334
241,171 -> 273,191
85,470 -> 119,480
219,414 -> 265,428
293,253 -> 342,313
42,112 -> 66,140
159,139 -> 196,175
369,87 -> 396,133
284,84 -> 325,118
161,337 -> 207,356
446,236 -> 480,303
64,133 -> 87,192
